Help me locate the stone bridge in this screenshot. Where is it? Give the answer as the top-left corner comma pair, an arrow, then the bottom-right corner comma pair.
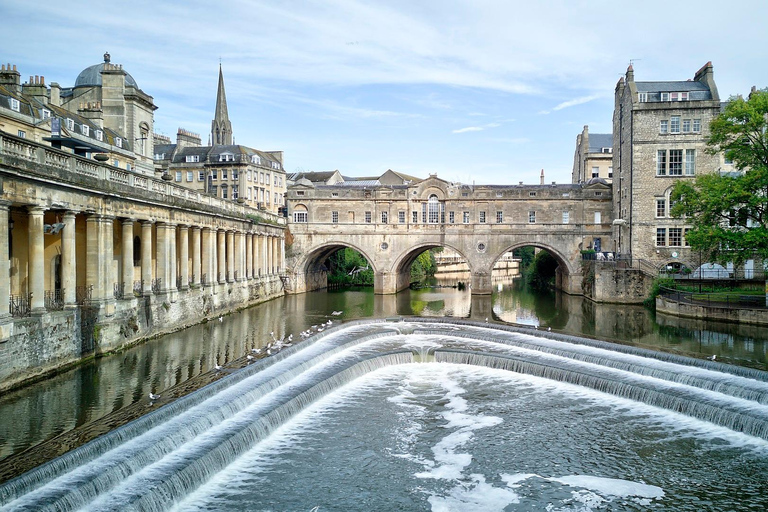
284,175 -> 613,295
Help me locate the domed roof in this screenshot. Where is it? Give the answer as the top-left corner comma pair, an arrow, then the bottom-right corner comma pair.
585,177 -> 609,186
74,52 -> 138,89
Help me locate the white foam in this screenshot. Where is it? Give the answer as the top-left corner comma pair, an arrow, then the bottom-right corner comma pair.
428,474 -> 521,512
549,475 -> 664,499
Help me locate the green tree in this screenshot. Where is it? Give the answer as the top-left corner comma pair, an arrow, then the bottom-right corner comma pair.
671,88 -> 768,303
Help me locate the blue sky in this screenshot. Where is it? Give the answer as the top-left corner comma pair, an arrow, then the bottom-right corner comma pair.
3,0 -> 768,184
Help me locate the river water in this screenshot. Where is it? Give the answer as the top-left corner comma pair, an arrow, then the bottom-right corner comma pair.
0,279 -> 766,468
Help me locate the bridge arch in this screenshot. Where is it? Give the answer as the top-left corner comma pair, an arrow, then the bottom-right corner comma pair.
490,241 -> 575,276
387,242 -> 473,293
286,241 -> 378,293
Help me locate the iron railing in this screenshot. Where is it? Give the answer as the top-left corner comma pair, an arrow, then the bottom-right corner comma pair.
151,278 -> 161,294
9,294 -> 31,317
658,286 -> 767,310
76,285 -> 92,305
134,280 -> 143,296
45,289 -> 65,310
201,273 -> 207,286
113,282 -> 125,299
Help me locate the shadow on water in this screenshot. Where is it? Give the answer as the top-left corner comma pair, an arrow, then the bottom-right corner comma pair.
0,277 -> 766,465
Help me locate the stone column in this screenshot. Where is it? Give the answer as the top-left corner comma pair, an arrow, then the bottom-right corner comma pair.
217,229 -> 226,284
27,207 -> 45,312
201,227 -> 211,287
272,236 -> 278,274
156,222 -> 171,294
246,233 -> 253,279
279,236 -> 285,274
141,221 -> 153,295
191,226 -> 201,287
254,233 -> 261,276
262,234 -> 268,276
178,224 -> 189,290
86,214 -> 113,305
121,218 -> 134,299
0,202 -> 11,319
61,211 -> 77,306
227,231 -> 235,282
103,216 -> 115,312
169,224 -> 177,300
268,235 -> 275,275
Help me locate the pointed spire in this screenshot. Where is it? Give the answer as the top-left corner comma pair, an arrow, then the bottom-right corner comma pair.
212,64 -> 233,145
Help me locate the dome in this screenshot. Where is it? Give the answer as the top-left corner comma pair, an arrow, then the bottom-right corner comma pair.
74,52 -> 138,89
585,177 -> 609,186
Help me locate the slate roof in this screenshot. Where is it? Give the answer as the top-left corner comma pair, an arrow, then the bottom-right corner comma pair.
635,81 -> 712,101
588,133 -> 613,152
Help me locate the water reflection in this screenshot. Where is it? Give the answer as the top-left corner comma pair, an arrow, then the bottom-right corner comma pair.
0,278 -> 767,464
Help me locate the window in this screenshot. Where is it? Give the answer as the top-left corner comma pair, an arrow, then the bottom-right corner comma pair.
271,161 -> 280,170
17,130 -> 25,138
260,172 -> 264,184
42,108 -> 51,119
113,159 -> 119,167
529,192 -> 536,197
670,116 -> 680,133
266,190 -> 270,203
221,184 -> 228,199
232,185 -> 239,200
115,137 -> 122,148
479,211 -> 486,223
210,185 -> 218,196
463,212 -> 470,224
449,211 -> 455,223
365,211 -> 372,223
332,192 -> 339,198
251,155 -> 261,164
661,92 -> 670,102
275,192 -> 279,205
660,120 -> 668,134
198,171 -> 206,181
657,150 -> 667,175
381,211 -> 388,224
496,211 -> 503,223
331,211 -> 339,223
211,170 -> 218,180
10,98 -> 20,111
656,228 -> 666,246
232,170 -> 239,180
126,163 -> 131,171
95,130 -> 103,141
591,166 -> 599,178
528,211 -> 536,223
496,192 -> 503,198
428,195 -> 440,223
221,170 -> 228,180
608,167 -> 613,178
638,92 -> 648,102
399,211 -> 405,223
247,171 -> 252,181
66,118 -> 75,130
682,119 -> 691,132
724,154 -> 733,165
594,211 -> 601,224
219,153 -> 234,162
296,190 -> 304,196
266,173 -> 270,184
175,171 -> 182,182
293,211 -> 308,223
186,155 -> 199,163
562,211 -> 569,224
693,119 -> 701,132
685,149 -> 696,175
669,149 -> 683,175
412,211 -> 418,223
669,228 -> 682,247
81,125 -> 89,136
656,199 -> 666,218
186,171 -> 193,182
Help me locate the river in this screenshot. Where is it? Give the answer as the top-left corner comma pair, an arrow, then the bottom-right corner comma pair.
0,279 -> 766,469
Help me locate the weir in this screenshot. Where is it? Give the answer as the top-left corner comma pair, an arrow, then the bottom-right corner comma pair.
2,319 -> 768,511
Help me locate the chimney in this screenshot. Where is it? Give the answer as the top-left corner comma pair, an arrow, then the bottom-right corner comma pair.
78,101 -> 104,129
626,63 -> 634,83
0,63 -> 21,94
540,169 -> 545,185
694,61 -> 719,101
22,74 -> 48,104
176,128 -> 202,148
50,82 -> 61,106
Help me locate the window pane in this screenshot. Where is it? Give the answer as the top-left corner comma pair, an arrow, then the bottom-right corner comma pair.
669,150 -> 683,175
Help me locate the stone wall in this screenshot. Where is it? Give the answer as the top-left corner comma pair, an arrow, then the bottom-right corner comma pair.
0,277 -> 284,392
582,261 -> 653,304
656,296 -> 768,326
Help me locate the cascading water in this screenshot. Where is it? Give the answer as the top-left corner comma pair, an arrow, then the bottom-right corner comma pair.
2,319 -> 768,511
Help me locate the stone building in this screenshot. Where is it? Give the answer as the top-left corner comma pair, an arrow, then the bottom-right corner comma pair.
612,62 -> 725,269
152,68 -> 287,215
572,125 -> 613,184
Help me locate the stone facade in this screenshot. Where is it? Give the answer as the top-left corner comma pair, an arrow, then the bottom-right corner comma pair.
572,125 -> 613,184
285,175 -> 613,295
612,62 -> 727,270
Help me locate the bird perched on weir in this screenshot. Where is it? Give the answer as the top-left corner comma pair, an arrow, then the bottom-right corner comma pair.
149,392 -> 160,401
214,364 -> 223,371
707,354 -> 717,361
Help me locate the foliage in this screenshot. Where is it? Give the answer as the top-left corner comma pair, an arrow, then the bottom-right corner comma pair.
644,277 -> 675,309
525,250 -> 558,290
513,246 -> 536,269
327,248 -> 373,286
670,88 -> 768,266
411,250 -> 437,281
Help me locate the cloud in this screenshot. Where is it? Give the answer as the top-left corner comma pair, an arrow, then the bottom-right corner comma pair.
452,122 -> 501,134
552,94 -> 602,111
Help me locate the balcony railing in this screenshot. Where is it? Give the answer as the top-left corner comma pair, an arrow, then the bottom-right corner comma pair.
151,279 -> 161,294
45,289 -> 65,310
134,280 -> 143,296
76,285 -> 93,305
9,294 -> 31,317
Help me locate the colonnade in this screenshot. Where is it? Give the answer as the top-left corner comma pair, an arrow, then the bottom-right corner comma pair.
1,203 -> 285,318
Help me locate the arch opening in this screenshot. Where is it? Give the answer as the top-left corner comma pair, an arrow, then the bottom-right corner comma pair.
294,242 -> 376,293
393,244 -> 471,292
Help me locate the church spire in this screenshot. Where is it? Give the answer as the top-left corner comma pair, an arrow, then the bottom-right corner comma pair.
211,64 -> 233,145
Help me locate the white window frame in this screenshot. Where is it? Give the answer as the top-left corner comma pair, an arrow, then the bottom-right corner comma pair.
10,98 -> 20,111
381,211 -> 388,224
479,211 -> 486,224
660,120 -> 668,134
670,116 -> 680,134
365,211 -> 372,223
331,211 -> 339,223
638,92 -> 648,102
562,211 -> 570,224
95,129 -> 103,141
293,211 -> 308,223
186,171 -> 193,182
198,171 -> 206,181
496,211 -> 503,223
175,171 -> 182,182
594,211 -> 601,225
66,118 -> 75,130
17,130 -> 26,139
463,211 -> 470,224
685,149 -> 696,175
399,211 -> 405,224
115,137 -> 122,148
81,125 -> 89,136
528,211 -> 536,223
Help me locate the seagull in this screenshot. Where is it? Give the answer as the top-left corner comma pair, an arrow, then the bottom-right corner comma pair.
287,334 -> 293,342
218,316 -> 223,322
317,327 -> 324,332
149,392 -> 160,401
247,354 -> 255,362
326,320 -> 333,326
214,364 -> 224,371
707,354 -> 717,361
547,327 -> 551,332
485,317 -> 488,323
251,347 -> 262,354
331,311 -> 343,316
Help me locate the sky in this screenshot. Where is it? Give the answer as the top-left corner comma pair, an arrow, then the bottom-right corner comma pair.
3,0 -> 768,185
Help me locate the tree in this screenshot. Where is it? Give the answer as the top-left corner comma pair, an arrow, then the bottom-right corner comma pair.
670,88 -> 768,302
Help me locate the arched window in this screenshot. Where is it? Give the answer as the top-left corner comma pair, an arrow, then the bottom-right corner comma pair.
428,195 -> 440,223
293,204 -> 308,223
